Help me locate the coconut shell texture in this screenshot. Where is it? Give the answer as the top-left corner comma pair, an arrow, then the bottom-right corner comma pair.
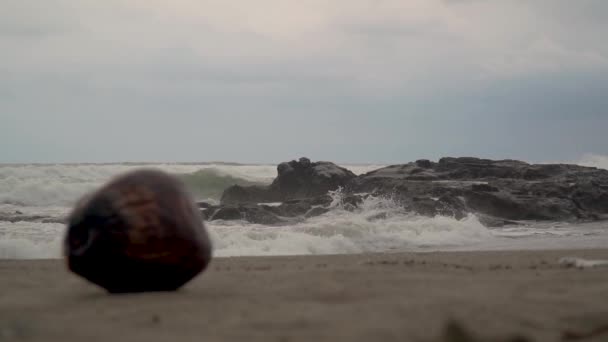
64,169 -> 212,293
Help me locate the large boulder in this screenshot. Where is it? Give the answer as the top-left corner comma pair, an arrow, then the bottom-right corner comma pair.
221,157 -> 355,205
201,194 -> 335,225
220,185 -> 278,206
271,157 -> 356,199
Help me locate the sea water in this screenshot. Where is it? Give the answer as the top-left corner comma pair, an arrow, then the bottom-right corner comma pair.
1,160 -> 607,259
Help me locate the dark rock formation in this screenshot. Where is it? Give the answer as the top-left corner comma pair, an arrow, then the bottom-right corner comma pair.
221,185 -> 274,205
64,169 -> 212,293
201,204 -> 285,225
221,158 -> 356,205
350,157 -> 608,224
211,157 -> 608,227
200,195 -> 335,225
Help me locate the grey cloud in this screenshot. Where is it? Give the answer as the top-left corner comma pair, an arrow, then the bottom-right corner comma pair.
1,0 -> 607,163
0,1 -> 79,37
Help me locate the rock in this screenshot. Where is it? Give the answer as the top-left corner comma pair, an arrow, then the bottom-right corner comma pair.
213,156 -> 608,226
416,159 -> 433,169
221,185 -> 277,205
410,197 -> 441,217
471,184 -> 499,192
277,162 -> 294,175
571,180 -> 608,213
465,188 -> 580,221
263,195 -> 335,218
405,195 -> 467,219
64,169 -> 212,293
221,158 -> 356,205
342,194 -> 365,207
309,194 -> 334,206
436,195 -> 467,219
350,157 -> 608,223
271,158 -> 356,200
205,193 -> 336,224
299,157 -> 311,168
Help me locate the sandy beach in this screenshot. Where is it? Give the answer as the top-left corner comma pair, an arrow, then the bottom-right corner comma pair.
1,249 -> 608,342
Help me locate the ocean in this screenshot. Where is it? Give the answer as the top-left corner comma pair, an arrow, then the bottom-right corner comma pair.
1,160 -> 608,259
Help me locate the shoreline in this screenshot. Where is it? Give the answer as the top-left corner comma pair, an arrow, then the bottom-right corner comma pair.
2,249 -> 608,341
5,241 -> 608,261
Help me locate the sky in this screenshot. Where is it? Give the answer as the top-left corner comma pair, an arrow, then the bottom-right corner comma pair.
1,0 -> 607,164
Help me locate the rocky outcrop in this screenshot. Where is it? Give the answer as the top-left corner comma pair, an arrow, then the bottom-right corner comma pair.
200,194 -> 336,225
209,157 -> 608,227
221,157 -> 356,205
350,157 -> 608,225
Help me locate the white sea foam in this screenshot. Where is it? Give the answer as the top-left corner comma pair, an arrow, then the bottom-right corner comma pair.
210,214 -> 490,257
0,193 -> 493,259
0,237 -> 63,259
210,191 -> 492,257
0,221 -> 64,259
576,153 -> 608,170
0,163 -> 278,207
559,257 -> 608,269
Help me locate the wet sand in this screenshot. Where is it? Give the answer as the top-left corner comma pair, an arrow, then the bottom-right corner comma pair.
1,249 -> 608,342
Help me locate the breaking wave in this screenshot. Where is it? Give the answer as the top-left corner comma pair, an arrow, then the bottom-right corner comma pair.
0,192 -> 492,259
0,163 -> 276,207
210,191 -> 491,257
176,168 -> 264,202
1,159 -> 605,259
0,163 -> 380,208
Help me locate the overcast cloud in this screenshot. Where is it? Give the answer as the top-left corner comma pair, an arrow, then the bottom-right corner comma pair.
1,0 -> 607,163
